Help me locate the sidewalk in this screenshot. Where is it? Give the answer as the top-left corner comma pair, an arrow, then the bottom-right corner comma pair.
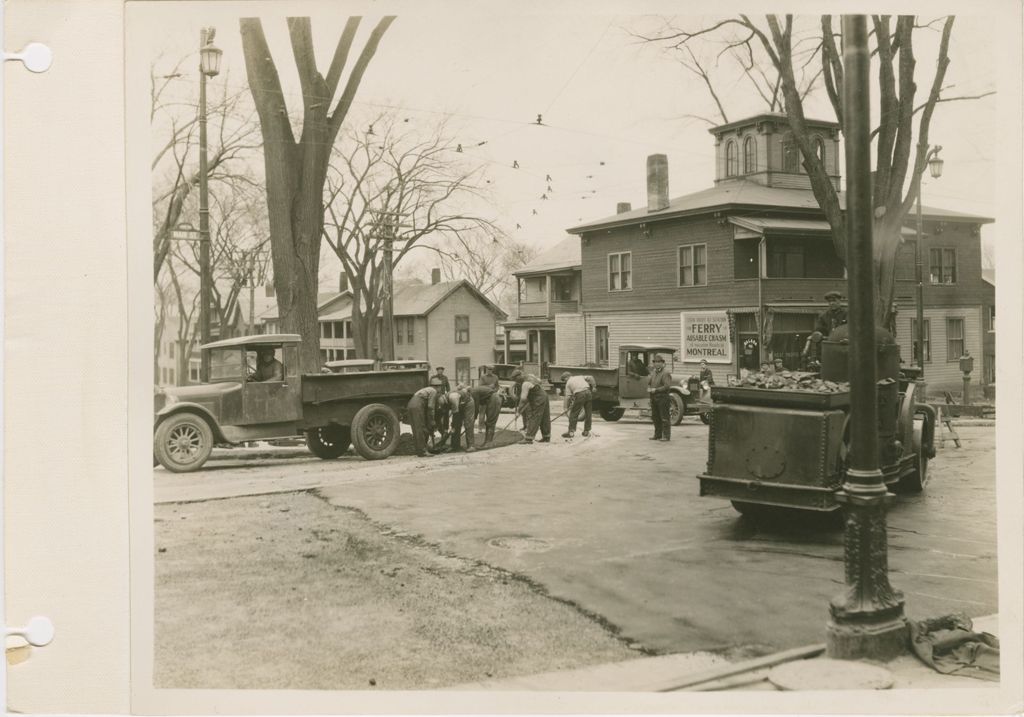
450,615 -> 999,691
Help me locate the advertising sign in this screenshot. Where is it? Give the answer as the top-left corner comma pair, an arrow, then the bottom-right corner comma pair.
681,311 -> 732,363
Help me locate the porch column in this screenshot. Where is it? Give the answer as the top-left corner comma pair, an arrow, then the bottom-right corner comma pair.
504,327 -> 511,363
545,275 -> 551,318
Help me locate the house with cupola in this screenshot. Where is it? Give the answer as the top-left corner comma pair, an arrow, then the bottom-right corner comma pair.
555,113 -> 993,392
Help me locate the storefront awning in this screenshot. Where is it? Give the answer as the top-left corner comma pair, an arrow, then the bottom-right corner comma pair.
766,303 -> 826,313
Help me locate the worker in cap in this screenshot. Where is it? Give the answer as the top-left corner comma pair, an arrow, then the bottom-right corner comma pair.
815,290 -> 848,338
560,371 -> 596,439
513,369 -> 551,444
468,379 -> 502,448
406,385 -> 446,457
428,374 -> 451,435
646,354 -> 674,442
801,330 -> 825,370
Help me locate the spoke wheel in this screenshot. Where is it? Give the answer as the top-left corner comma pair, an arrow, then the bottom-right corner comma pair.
307,425 -> 351,459
669,393 -> 686,425
154,413 -> 214,473
351,403 -> 401,460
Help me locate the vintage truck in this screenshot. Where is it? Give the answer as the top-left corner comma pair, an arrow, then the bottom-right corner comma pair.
153,334 -> 427,473
547,344 -> 711,425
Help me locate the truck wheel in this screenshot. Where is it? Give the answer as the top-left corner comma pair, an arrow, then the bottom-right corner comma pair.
351,403 -> 401,460
154,412 -> 214,473
669,393 -> 686,425
307,425 -> 351,459
599,406 -> 625,422
897,424 -> 929,493
699,409 -> 712,425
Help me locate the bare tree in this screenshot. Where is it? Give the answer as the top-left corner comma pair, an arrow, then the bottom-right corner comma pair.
435,231 -> 538,307
151,60 -> 261,282
322,115 -> 494,359
239,16 -> 396,371
639,15 -> 994,326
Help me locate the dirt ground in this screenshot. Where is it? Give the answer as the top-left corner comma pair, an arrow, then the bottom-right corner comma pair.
154,490 -> 639,690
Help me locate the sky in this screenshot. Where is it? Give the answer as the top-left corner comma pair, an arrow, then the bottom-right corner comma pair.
139,3 -> 1002,283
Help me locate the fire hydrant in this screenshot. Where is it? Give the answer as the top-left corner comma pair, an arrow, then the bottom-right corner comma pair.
959,352 -> 974,405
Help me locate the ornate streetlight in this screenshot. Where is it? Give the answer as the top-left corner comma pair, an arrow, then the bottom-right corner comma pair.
914,146 -> 944,378
198,27 -> 222,381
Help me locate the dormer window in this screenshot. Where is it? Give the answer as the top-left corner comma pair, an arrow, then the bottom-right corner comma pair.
743,136 -> 756,173
726,140 -> 739,177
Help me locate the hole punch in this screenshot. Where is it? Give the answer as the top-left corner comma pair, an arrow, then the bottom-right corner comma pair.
6,616 -> 55,647
4,43 -> 53,73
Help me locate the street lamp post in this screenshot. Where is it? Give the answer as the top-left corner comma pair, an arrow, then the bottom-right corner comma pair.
915,146 -> 944,378
198,27 -> 223,382
825,16 -> 907,662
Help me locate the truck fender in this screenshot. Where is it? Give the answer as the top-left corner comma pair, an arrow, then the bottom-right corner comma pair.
155,403 -> 226,444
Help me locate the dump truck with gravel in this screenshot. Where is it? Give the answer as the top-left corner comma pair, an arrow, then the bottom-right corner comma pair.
153,334 -> 427,472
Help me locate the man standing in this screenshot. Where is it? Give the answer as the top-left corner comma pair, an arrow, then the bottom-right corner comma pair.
815,290 -> 848,338
433,366 -> 452,394
559,371 -> 594,439
512,370 -> 551,444
647,354 -> 673,442
406,385 -> 444,457
446,387 -> 477,452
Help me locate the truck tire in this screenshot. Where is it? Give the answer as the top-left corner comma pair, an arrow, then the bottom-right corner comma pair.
154,412 -> 214,473
896,424 -> 929,493
599,405 -> 625,422
699,409 -> 712,425
307,425 -> 351,459
351,403 -> 401,460
669,392 -> 686,425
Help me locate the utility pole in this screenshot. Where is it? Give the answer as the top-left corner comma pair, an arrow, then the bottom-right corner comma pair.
382,216 -> 395,362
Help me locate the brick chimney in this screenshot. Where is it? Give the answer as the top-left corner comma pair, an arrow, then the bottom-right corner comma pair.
431,268 -> 441,285
339,272 -> 348,293
647,154 -> 669,212
616,202 -> 632,214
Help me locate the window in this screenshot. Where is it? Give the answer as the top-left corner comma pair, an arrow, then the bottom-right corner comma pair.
455,357 -> 471,386
814,136 -> 826,164
190,366 -> 199,381
782,137 -> 801,173
768,242 -> 806,278
455,315 -> 470,343
344,320 -> 352,338
988,305 -> 995,333
726,141 -> 739,177
320,349 -> 329,362
321,322 -> 331,339
334,321 -> 346,339
947,318 -> 965,360
552,275 -> 574,301
595,326 -> 609,365
678,244 -> 707,287
743,136 -> 756,173
910,318 -> 931,363
395,318 -> 404,344
608,252 -> 632,291
406,318 -> 414,344
168,342 -> 175,359
168,367 -> 175,384
929,248 -> 957,284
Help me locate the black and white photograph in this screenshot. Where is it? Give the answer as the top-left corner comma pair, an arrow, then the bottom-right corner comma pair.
11,0 -> 1014,713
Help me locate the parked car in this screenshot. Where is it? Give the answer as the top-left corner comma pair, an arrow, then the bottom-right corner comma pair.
323,358 -> 377,373
382,360 -> 431,371
153,334 -> 427,472
547,344 -> 711,425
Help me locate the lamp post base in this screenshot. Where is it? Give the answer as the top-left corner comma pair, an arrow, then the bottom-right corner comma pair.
826,615 -> 909,662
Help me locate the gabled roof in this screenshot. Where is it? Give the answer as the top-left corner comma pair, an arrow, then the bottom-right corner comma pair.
568,180 -> 994,234
394,279 -> 508,320
515,236 -> 581,276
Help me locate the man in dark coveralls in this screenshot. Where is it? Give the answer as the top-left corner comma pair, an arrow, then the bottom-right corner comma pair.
815,290 -> 848,338
406,385 -> 446,457
512,369 -> 551,444
469,381 -> 502,448
446,387 -> 477,453
646,354 -> 674,442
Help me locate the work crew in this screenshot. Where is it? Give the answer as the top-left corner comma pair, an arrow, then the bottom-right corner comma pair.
647,354 -> 674,442
512,369 -> 551,444
815,290 -> 848,338
468,381 -> 502,448
446,387 -> 477,453
560,372 -> 595,439
406,385 -> 446,457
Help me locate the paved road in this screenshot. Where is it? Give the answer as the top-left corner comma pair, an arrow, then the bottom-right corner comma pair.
155,417 -> 998,656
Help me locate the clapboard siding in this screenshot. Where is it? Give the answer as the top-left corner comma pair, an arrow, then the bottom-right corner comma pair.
581,217 -> 759,312
555,313 -> 586,365
583,310 -> 681,367
893,221 -> 989,308
894,306 -> 983,392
